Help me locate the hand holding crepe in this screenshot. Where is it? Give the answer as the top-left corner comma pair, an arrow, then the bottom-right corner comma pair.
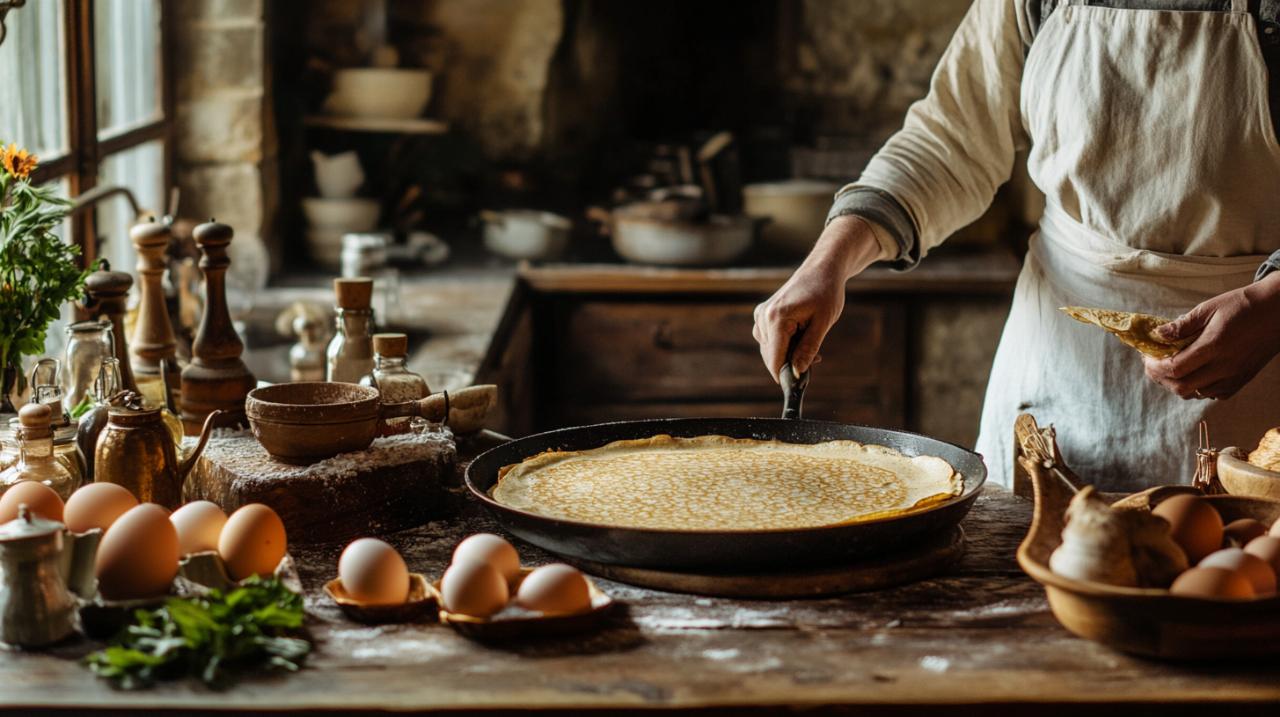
1059,306 -> 1189,359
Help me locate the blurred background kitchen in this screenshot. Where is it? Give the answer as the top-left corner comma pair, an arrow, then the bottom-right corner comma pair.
1,0 -> 1038,446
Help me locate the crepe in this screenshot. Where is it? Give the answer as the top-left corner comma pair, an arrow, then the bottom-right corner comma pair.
1060,306 -> 1191,359
1248,427 -> 1280,473
491,435 -> 963,531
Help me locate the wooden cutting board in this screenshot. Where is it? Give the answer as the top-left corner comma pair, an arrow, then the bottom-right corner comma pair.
184,429 -> 456,543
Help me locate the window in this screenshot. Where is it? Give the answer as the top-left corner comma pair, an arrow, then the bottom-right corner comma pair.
0,0 -> 172,271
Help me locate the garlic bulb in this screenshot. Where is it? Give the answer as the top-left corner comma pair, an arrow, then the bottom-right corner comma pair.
1049,487 -> 1188,588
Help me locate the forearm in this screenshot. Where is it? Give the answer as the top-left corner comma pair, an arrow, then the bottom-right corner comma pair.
1244,269 -> 1280,313
800,215 -> 886,283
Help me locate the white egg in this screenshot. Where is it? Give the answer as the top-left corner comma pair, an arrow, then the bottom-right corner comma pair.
516,563 -> 592,615
440,559 -> 508,617
451,533 -> 521,583
338,538 -> 410,605
170,501 -> 228,555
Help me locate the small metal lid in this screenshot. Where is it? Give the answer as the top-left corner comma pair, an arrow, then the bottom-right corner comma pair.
0,505 -> 64,542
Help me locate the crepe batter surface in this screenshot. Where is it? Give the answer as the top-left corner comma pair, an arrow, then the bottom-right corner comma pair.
491,435 -> 963,531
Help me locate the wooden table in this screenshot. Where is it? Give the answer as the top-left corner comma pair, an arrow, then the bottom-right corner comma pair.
5,479 -> 1280,715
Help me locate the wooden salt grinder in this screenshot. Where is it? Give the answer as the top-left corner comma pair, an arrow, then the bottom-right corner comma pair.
82,262 -> 139,393
129,218 -> 181,409
179,220 -> 256,435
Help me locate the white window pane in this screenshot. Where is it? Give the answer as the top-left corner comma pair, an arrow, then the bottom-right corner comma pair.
41,178 -> 76,363
95,0 -> 161,134
0,0 -> 68,159
96,141 -> 165,276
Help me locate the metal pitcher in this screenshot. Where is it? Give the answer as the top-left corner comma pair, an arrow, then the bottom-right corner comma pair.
95,407 -> 221,509
0,506 -> 76,647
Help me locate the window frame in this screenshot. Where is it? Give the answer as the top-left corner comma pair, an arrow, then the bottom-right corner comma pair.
28,0 -> 175,268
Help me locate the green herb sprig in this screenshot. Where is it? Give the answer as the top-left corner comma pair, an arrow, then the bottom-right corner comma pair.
85,576 -> 311,690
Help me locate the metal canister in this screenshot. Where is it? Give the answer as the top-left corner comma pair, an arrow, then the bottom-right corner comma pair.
0,506 -> 76,647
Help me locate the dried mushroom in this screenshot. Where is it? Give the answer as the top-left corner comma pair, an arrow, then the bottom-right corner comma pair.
1050,486 -> 1188,588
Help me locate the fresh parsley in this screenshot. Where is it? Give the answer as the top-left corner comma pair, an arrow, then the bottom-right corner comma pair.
85,576 -> 311,689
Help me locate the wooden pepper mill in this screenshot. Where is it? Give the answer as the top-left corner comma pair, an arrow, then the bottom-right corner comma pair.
179,220 -> 256,434
81,261 -> 139,393
129,218 -> 181,410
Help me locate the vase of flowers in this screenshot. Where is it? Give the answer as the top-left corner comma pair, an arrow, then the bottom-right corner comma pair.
0,142 -> 93,415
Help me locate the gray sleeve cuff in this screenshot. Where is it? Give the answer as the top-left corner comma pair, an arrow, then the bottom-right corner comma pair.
1257,250 -> 1280,283
825,187 -> 921,271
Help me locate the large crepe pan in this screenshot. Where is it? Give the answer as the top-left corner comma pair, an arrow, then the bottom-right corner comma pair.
465,362 -> 986,572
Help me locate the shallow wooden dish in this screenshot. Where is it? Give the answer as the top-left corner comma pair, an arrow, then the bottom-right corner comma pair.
324,574 -> 438,624
1018,464 -> 1280,660
1218,447 -> 1280,501
434,568 -> 615,641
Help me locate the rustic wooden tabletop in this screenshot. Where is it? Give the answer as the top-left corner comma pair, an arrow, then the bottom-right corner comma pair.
4,462 -> 1280,715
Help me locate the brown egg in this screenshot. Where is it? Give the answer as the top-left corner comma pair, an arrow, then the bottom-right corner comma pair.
0,481 -> 65,523
1170,566 -> 1255,599
440,559 -> 508,617
452,533 -> 521,584
64,483 -> 137,534
94,503 -> 180,600
516,563 -> 592,615
1245,535 -> 1280,574
1224,518 -> 1269,548
1199,547 -> 1277,596
217,504 -> 287,581
1152,495 -> 1223,563
338,538 -> 410,606
170,501 -> 228,555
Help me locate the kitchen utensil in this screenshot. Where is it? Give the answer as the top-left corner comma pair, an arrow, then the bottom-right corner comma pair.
325,573 -> 438,624
743,180 -> 841,257
302,197 -> 380,232
0,506 -> 77,647
324,68 -> 432,119
480,209 -> 571,261
245,382 -> 497,465
310,150 -> 365,199
465,360 -> 985,572
95,405 -> 222,509
81,261 -> 138,393
608,207 -> 755,266
1218,447 -> 1280,500
696,131 -> 742,215
129,218 -> 181,411
181,220 -> 256,434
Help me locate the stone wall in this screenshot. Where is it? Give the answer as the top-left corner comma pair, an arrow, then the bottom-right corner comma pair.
172,0 -> 278,267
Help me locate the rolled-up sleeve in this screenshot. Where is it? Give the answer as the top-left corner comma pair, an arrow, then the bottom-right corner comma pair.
829,0 -> 1033,270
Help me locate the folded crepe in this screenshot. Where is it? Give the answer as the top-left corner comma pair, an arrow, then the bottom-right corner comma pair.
1060,306 -> 1192,359
1248,427 -> 1280,473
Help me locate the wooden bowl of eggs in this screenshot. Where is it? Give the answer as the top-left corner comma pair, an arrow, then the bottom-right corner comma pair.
434,534 -> 615,641
1017,452 -> 1280,660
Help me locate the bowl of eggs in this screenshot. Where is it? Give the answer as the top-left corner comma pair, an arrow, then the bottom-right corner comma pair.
434,533 -> 615,640
325,537 -> 438,624
1018,459 -> 1280,660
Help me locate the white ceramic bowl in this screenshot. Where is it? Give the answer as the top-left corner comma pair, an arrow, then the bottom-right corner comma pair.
306,228 -> 345,269
324,68 -> 433,119
302,197 -> 380,232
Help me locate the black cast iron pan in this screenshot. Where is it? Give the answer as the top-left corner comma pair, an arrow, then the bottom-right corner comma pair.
465,361 -> 987,572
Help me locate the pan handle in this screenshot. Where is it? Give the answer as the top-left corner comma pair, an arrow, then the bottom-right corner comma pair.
779,333 -> 810,420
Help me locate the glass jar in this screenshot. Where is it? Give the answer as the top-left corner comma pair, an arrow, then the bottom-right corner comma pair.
326,307 -> 375,384
0,419 -> 84,489
0,405 -> 79,501
62,319 -> 114,413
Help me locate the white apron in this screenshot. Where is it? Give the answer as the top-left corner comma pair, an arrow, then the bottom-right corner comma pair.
976,0 -> 1280,491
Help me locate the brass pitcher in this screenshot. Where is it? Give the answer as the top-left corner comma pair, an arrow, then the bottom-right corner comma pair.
95,406 -> 221,508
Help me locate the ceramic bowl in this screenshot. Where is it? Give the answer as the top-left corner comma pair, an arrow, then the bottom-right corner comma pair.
324,68 -> 432,119
306,228 -> 345,268
1219,447 -> 1280,501
302,197 -> 380,232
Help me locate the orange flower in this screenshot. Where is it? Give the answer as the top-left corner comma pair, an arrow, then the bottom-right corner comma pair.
1,144 -> 38,180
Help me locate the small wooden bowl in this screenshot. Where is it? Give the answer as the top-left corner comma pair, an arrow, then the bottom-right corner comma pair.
1018,465 -> 1280,660
1218,447 -> 1280,501
435,568 -> 615,641
245,382 -> 384,464
324,574 -> 438,624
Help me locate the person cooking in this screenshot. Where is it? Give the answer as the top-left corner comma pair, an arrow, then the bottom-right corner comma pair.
753,0 -> 1280,491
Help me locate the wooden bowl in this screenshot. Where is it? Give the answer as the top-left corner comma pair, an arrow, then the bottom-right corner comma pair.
1018,464 -> 1280,660
1219,447 -> 1280,501
434,568 -> 615,641
245,382 -> 383,464
324,574 -> 438,624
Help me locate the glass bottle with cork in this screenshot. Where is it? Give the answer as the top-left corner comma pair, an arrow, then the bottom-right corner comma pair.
361,333 -> 429,429
326,277 -> 376,383
0,404 -> 79,500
